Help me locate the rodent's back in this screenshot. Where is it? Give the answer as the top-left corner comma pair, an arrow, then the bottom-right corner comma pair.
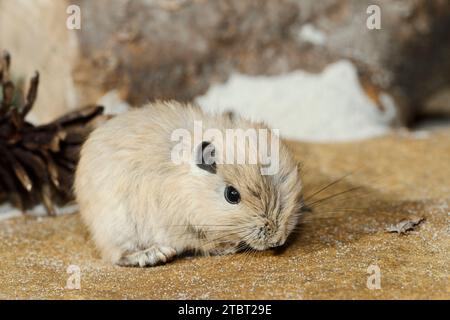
77,101 -> 205,181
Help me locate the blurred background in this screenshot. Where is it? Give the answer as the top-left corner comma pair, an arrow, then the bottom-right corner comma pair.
1,0 -> 449,141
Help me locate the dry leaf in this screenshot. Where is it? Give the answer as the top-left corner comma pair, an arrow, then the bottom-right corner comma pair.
386,217 -> 425,234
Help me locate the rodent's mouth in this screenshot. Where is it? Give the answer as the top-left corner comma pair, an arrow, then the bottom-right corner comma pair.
244,239 -> 286,251
251,245 -> 269,251
244,241 -> 270,251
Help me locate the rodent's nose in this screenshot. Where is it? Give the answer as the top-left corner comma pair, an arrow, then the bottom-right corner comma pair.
269,242 -> 278,248
264,221 -> 275,233
258,220 -> 277,242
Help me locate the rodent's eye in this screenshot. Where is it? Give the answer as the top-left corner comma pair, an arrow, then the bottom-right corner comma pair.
224,186 -> 241,204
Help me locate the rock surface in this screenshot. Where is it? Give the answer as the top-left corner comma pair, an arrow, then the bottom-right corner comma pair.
1,0 -> 449,123
0,129 -> 449,299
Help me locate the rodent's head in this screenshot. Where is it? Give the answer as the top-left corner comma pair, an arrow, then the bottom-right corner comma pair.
187,137 -> 304,252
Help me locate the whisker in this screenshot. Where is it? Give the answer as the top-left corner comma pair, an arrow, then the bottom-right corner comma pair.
240,247 -> 254,265
197,232 -> 244,249
303,170 -> 358,202
306,186 -> 363,208
168,224 -> 239,228
170,227 -> 248,237
309,194 -> 373,211
153,226 -> 251,245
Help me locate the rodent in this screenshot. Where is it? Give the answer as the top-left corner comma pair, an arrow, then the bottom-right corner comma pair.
75,101 -> 304,267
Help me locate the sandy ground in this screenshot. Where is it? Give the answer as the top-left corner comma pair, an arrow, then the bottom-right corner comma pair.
0,129 -> 449,299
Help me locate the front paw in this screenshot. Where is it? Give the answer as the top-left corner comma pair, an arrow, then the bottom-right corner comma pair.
117,245 -> 177,267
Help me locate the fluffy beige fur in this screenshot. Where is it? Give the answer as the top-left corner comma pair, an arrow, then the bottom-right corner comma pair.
75,101 -> 303,267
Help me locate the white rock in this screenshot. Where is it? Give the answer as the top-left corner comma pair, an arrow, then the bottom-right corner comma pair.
196,60 -> 397,142
297,23 -> 327,46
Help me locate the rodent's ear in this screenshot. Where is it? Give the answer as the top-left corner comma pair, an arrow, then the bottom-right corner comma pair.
195,141 -> 217,174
